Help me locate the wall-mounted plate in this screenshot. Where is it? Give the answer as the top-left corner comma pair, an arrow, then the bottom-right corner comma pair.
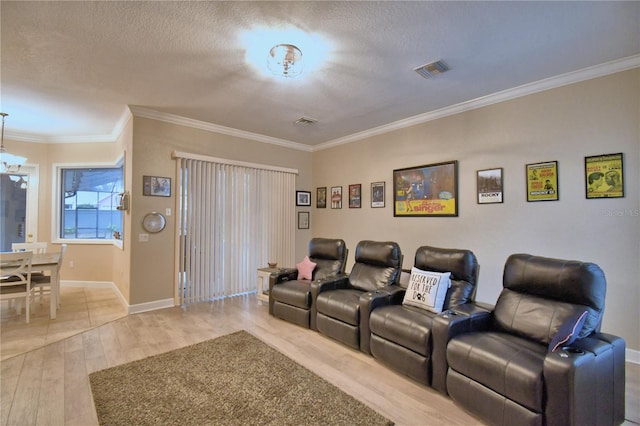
142,212 -> 166,233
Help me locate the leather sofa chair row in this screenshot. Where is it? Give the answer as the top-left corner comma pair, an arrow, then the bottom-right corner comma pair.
268,238 -> 626,426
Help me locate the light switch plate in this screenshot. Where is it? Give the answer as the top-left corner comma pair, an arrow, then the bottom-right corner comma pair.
139,233 -> 149,242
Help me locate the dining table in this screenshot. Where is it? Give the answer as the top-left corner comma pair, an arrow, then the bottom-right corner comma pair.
31,252 -> 61,320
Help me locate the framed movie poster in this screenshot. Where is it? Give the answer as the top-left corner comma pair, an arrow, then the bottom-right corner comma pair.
316,187 -> 327,208
330,186 -> 342,209
393,160 -> 458,217
585,153 -> 624,199
349,184 -> 361,208
477,168 -> 503,204
526,161 -> 558,202
371,181 -> 385,208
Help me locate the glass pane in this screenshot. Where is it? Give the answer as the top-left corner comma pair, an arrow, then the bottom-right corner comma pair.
60,167 -> 123,239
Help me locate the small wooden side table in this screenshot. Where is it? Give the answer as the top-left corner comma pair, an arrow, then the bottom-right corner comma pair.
256,267 -> 280,303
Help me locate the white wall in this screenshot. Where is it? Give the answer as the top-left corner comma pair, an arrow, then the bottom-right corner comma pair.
311,69 -> 640,352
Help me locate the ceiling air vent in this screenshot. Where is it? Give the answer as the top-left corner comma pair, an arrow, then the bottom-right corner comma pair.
413,60 -> 449,79
295,116 -> 317,126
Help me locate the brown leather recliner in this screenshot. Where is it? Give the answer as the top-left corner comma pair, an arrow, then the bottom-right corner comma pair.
446,254 -> 626,426
368,245 -> 479,393
315,240 -> 402,352
269,238 -> 348,330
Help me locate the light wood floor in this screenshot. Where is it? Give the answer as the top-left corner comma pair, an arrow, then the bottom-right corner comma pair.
1,294 -> 638,426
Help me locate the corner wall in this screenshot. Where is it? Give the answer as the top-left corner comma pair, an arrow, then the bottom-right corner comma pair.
129,117 -> 313,306
311,69 -> 640,352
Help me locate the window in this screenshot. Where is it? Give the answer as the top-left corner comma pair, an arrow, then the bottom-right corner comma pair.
58,166 -> 123,241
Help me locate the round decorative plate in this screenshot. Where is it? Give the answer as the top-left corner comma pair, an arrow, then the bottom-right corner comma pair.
142,212 -> 166,233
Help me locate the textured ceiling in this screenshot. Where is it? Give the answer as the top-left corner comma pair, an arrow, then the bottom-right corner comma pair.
1,1 -> 639,148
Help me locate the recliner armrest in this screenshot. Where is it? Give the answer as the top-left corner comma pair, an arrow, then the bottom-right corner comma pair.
309,274 -> 349,330
358,288 -> 401,354
268,268 -> 299,288
431,303 -> 493,395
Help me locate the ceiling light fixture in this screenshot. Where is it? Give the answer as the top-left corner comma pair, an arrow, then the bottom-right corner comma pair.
0,113 -> 27,174
267,44 -> 303,78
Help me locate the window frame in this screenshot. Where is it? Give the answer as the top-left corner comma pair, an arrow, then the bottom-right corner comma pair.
52,157 -> 124,248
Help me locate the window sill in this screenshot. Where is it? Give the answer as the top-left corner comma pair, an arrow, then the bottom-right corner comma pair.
53,238 -> 124,250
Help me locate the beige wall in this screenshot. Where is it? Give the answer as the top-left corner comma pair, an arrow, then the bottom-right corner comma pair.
128,117 -> 313,305
312,69 -> 640,351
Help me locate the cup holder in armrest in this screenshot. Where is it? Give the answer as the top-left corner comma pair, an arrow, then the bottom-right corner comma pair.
442,310 -> 458,318
559,347 -> 586,357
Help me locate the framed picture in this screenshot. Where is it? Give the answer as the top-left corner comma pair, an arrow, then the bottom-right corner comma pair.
585,153 -> 624,199
477,168 -> 503,204
298,211 -> 310,229
330,186 -> 342,209
316,187 -> 327,208
143,176 -> 171,197
296,190 -> 311,206
349,184 -> 361,208
393,160 -> 458,217
371,181 -> 385,208
526,161 -> 558,202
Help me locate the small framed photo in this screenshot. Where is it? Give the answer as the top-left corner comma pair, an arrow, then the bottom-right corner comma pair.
585,153 -> 624,199
477,168 -> 503,204
316,187 -> 327,208
371,181 -> 385,208
393,160 -> 458,217
143,176 -> 171,197
349,184 -> 361,208
526,161 -> 558,202
330,186 -> 342,209
296,190 -> 311,206
298,211 -> 310,229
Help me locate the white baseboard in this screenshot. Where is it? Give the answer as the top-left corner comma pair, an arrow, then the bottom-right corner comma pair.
627,348 -> 640,364
128,298 -> 175,314
61,280 -> 129,310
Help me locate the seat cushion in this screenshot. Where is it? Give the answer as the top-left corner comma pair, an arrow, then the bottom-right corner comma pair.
447,332 -> 546,412
316,289 -> 362,326
270,280 -> 312,309
370,305 -> 436,356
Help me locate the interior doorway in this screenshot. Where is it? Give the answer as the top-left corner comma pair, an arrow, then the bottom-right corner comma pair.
0,166 -> 39,252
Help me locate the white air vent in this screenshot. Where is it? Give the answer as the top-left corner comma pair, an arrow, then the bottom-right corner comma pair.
295,117 -> 317,126
413,60 -> 449,79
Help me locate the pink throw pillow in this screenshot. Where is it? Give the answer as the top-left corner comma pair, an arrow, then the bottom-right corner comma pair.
296,256 -> 317,281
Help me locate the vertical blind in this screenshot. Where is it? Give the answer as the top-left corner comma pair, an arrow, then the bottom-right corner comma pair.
175,153 -> 296,304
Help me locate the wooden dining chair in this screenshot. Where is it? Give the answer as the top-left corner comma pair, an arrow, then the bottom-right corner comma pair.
0,251 -> 34,323
11,242 -> 48,253
31,244 -> 67,308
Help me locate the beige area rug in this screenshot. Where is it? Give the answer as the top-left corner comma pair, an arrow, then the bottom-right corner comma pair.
89,330 -> 394,426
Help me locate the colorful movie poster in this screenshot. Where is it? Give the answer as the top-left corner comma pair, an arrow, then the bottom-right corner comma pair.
585,153 -> 624,199
393,161 -> 458,217
526,161 -> 558,201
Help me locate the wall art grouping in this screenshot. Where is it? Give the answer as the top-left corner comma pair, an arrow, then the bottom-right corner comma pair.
307,151 -> 624,219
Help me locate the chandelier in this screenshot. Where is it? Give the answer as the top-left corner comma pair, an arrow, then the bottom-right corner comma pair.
267,44 -> 303,78
0,113 -> 27,174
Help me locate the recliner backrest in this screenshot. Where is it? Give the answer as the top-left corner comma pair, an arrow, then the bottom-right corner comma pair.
494,253 -> 606,345
348,240 -> 402,291
308,238 -> 348,280
413,245 -> 479,309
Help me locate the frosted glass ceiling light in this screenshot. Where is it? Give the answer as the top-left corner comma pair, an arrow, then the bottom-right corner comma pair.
0,113 -> 27,174
267,44 -> 303,78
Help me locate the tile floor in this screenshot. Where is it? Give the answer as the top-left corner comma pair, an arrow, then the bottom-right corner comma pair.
0,285 -> 127,361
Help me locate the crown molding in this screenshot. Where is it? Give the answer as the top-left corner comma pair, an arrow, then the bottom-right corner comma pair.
5,107 -> 133,144
312,54 -> 640,152
129,107 -> 313,153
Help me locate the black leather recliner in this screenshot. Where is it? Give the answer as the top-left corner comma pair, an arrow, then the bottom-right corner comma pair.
315,240 -> 402,352
446,254 -> 626,426
269,238 -> 348,330
368,245 -> 479,393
